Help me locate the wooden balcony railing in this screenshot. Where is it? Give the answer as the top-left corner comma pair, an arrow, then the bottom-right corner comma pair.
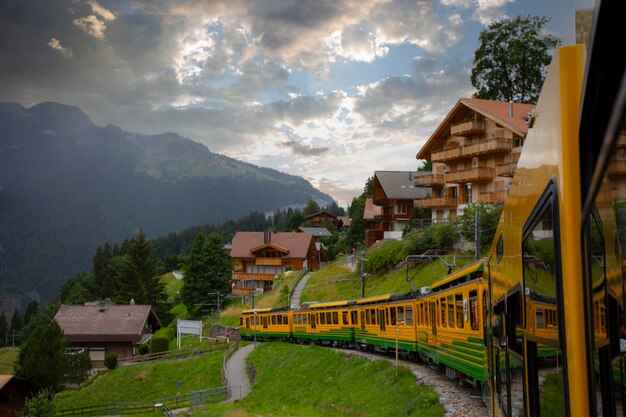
463,138 -> 512,157
231,286 -> 254,296
414,174 -> 445,187
373,213 -> 392,222
451,119 -> 485,136
496,162 -> 517,177
431,147 -> 462,162
415,197 -> 458,209
478,190 -> 507,204
255,257 -> 283,266
607,159 -> 626,178
445,167 -> 495,183
232,272 -> 276,282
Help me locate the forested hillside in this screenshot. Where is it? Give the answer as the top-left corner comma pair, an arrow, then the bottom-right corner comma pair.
0,102 -> 332,306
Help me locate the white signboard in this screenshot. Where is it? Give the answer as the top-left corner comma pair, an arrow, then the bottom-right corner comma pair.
177,319 -> 203,349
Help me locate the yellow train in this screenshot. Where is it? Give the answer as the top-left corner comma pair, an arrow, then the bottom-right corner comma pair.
241,260 -> 489,385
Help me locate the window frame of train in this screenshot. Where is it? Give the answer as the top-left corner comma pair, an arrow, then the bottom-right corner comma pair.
521,179 -> 568,417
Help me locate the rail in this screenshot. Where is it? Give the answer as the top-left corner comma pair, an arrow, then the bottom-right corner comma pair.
118,341 -> 227,365
222,337 -> 239,397
56,386 -> 228,417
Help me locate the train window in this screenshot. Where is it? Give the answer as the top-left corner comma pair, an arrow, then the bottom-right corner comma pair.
390,307 -> 397,326
326,312 -> 332,324
469,290 -> 479,331
497,233 -> 504,262
455,294 -> 463,329
262,317 -> 268,329
398,306 -> 405,324
440,298 -> 447,327
360,311 -> 365,329
272,315 -> 277,325
523,197 -> 566,417
283,315 -> 288,325
303,314 -> 307,325
371,309 -> 377,325
406,306 -> 414,325
245,317 -> 249,328
332,312 -> 338,325
366,310 -> 371,325
448,295 -> 455,327
351,310 -> 358,325
320,313 -> 326,325
310,314 -> 316,329
342,311 -> 348,325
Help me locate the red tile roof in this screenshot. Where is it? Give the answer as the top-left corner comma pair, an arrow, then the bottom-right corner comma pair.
416,98 -> 536,160
337,216 -> 351,227
54,304 -> 160,343
363,198 -> 383,220
230,232 -> 314,259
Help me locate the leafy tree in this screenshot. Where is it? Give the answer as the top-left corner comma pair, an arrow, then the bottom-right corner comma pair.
59,273 -> 99,304
455,202 -> 503,247
181,233 -> 233,311
65,350 -> 91,385
471,15 -> 559,104
417,160 -> 432,172
115,231 -> 166,308
23,389 -> 57,417
303,198 -> 321,217
15,321 -> 67,392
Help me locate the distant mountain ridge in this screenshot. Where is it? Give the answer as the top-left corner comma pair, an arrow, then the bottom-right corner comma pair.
0,102 -> 332,305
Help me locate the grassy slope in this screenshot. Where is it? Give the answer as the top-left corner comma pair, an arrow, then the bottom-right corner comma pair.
54,353 -> 224,409
0,348 -> 18,374
201,342 -> 443,417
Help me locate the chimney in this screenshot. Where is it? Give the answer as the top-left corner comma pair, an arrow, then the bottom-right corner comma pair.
264,231 -> 271,243
509,101 -> 514,118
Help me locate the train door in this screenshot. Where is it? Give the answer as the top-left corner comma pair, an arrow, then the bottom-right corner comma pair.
430,302 -> 437,336
262,316 -> 268,330
378,308 -> 387,336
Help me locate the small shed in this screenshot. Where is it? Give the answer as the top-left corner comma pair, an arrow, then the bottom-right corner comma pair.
0,375 -> 30,417
54,303 -> 161,367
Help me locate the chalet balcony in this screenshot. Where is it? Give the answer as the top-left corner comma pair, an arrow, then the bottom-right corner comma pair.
431,147 -> 462,162
462,138 -> 512,157
232,272 -> 276,282
231,286 -> 253,296
414,174 -> 445,187
445,167 -> 495,183
451,119 -> 485,136
607,159 -> 626,178
478,190 -> 507,204
496,162 -> 517,177
415,196 -> 458,209
373,213 -> 392,222
255,257 -> 283,266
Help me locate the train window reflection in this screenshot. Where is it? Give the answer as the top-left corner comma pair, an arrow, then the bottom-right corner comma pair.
523,199 -> 566,417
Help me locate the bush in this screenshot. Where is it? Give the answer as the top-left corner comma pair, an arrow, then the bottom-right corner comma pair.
150,336 -> 169,353
24,389 -> 56,417
65,350 -> 91,385
365,240 -> 404,274
402,223 -> 459,257
154,326 -> 175,342
104,354 -> 118,370
137,344 -> 150,355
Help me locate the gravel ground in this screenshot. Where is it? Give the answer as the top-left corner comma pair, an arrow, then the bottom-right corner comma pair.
336,348 -> 487,417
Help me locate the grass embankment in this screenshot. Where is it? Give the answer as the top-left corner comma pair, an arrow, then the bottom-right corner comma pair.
0,348 -> 18,374
200,342 -> 443,417
54,352 -> 224,410
301,249 -> 476,303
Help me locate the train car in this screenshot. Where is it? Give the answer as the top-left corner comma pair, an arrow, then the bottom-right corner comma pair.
483,1 -> 626,415
297,301 -> 357,345
240,307 -> 292,340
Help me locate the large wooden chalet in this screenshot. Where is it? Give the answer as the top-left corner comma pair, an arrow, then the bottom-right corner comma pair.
230,231 -> 320,295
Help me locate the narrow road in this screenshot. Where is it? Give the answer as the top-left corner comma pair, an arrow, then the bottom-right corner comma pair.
223,343 -> 257,403
290,271 -> 313,308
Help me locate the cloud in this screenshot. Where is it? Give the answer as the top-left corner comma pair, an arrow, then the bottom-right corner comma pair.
474,0 -> 512,25
277,136 -> 330,156
48,38 -> 73,58
73,0 -> 116,40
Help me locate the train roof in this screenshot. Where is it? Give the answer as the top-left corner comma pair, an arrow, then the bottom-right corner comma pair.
241,308 -> 273,314
308,300 -> 357,309
430,259 -> 486,291
356,293 -> 410,305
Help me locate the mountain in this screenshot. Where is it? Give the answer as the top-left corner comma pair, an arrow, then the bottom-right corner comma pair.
0,102 -> 332,305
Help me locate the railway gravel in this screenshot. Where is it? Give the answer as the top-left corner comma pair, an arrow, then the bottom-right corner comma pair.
336,348 -> 487,417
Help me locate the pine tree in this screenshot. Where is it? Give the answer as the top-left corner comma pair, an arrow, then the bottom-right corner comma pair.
23,300 -> 39,327
115,231 -> 166,307
10,309 -> 22,337
0,312 -> 7,347
181,233 -> 233,311
14,321 -> 68,392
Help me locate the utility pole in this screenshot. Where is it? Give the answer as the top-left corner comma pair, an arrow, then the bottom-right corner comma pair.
360,253 -> 368,298
475,210 -> 481,260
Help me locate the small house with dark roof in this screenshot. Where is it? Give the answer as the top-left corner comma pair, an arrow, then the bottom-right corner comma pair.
364,171 -> 430,246
303,211 -> 338,228
415,98 -> 535,222
230,231 -> 319,295
54,303 -> 161,367
0,375 -> 30,417
297,227 -> 332,238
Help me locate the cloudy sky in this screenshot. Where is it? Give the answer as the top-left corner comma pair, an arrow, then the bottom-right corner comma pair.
0,0 -> 592,205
